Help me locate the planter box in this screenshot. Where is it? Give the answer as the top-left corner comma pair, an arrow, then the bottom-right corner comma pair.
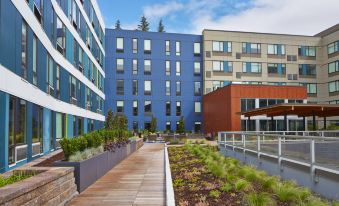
54,141 -> 139,193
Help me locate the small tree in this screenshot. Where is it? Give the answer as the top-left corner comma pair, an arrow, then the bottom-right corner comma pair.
150,116 -> 157,133
157,19 -> 165,32
112,114 -> 128,130
177,116 -> 185,134
105,109 -> 114,130
115,20 -> 121,29
138,15 -> 150,31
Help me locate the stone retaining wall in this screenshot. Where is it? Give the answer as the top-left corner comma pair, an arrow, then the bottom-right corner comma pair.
0,167 -> 78,206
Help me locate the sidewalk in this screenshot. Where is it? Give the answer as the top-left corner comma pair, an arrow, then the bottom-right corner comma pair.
69,144 -> 165,206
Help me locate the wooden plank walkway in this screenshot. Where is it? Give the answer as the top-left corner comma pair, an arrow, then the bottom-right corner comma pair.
69,144 -> 165,206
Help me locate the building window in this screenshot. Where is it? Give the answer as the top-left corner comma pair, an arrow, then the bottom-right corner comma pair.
78,47 -> 84,73
166,81 -> 171,96
116,101 -> 124,113
144,80 -> 151,95
165,40 -> 170,55
132,38 -> 138,53
116,59 -> 124,73
116,80 -> 124,95
133,101 -> 138,116
8,97 -> 27,165
56,17 -> 65,56
268,63 -> 286,75
299,64 -> 316,76
175,41 -> 181,56
194,62 -> 201,75
166,122 -> 171,131
328,41 -> 339,55
242,62 -> 262,73
212,61 -> 232,72
176,101 -> 181,116
328,61 -> 339,74
116,37 -> 124,52
194,42 -> 201,56
242,42 -> 261,54
195,102 -> 201,113
56,65 -> 60,99
241,99 -> 256,112
267,44 -> 285,55
21,21 -> 28,79
298,46 -> 316,57
46,54 -> 54,96
166,101 -> 171,116
33,36 -> 38,86
144,60 -> 151,75
166,61 -> 171,76
176,61 -> 181,76
70,76 -> 77,105
144,39 -> 151,53
133,121 -> 138,131
300,83 -> 317,94
194,122 -> 202,133
194,82 -> 201,96
176,81 -> 181,96
145,101 -> 152,113
212,41 -> 232,53
132,59 -> 138,75
132,80 -> 138,95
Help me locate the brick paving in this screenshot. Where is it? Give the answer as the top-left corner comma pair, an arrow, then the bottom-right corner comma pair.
69,144 -> 165,206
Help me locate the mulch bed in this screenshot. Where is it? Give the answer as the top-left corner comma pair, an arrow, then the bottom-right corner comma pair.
168,146 -> 242,206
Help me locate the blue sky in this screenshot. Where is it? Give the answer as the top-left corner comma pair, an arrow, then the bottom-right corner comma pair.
97,0 -> 339,35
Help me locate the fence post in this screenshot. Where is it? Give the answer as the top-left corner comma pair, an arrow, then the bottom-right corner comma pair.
243,135 -> 246,156
310,139 -> 316,182
218,132 -> 221,144
224,133 -> 227,148
257,135 -> 261,159
278,137 -> 282,171
232,134 -> 235,151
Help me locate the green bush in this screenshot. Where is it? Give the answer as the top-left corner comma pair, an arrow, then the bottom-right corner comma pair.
244,193 -> 276,206
0,172 -> 34,188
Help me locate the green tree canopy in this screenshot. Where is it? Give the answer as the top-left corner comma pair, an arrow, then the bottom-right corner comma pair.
115,19 -> 121,29
158,19 -> 165,32
138,15 -> 150,31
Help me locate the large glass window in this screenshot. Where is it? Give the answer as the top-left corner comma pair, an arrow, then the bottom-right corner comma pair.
241,99 -> 256,112
328,61 -> 339,74
176,61 -> 181,76
299,64 -> 316,76
144,80 -> 151,95
116,101 -> 124,113
133,59 -> 138,75
328,41 -> 339,55
298,46 -> 316,57
194,62 -> 201,75
242,62 -> 262,73
132,38 -> 138,53
175,41 -> 181,56
145,101 -> 152,113
47,54 -> 54,96
116,37 -> 124,52
166,101 -> 171,116
300,83 -> 317,94
132,80 -> 138,95
144,39 -> 151,53
194,42 -> 201,55
212,41 -> 232,53
56,65 -> 60,98
242,42 -> 261,54
195,102 -> 201,113
33,36 -> 38,86
176,101 -> 181,116
133,101 -> 138,116
116,80 -> 124,95
166,61 -> 171,76
194,82 -> 201,96
268,63 -> 286,75
166,81 -> 171,96
21,21 -> 28,79
56,17 -> 65,56
176,81 -> 181,96
32,104 -> 43,154
70,75 -> 77,104
116,58 -> 124,73
267,44 -> 285,55
165,40 -> 170,55
195,122 -> 202,133
213,61 -> 232,72
144,60 -> 151,75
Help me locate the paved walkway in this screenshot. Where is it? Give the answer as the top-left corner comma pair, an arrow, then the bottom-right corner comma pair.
69,144 -> 165,206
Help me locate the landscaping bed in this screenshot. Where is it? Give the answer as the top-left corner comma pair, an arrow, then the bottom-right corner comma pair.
169,145 -> 338,206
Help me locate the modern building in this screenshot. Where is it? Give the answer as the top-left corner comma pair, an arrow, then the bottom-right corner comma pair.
0,0 -> 105,172
203,84 -> 308,133
105,29 -> 203,132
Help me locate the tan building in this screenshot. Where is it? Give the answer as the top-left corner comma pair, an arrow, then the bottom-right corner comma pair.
202,24 -> 339,129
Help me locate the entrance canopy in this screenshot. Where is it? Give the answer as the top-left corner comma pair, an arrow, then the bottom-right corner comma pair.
241,104 -> 339,118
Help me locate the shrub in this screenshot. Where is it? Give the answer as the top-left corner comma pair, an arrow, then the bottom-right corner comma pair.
68,146 -> 104,162
244,193 -> 276,206
209,190 -> 221,199
176,116 -> 185,134
234,179 -> 252,192
0,172 -> 34,188
173,178 -> 185,188
220,182 -> 233,192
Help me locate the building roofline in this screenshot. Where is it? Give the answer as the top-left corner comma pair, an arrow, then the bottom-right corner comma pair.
314,24 -> 339,37
105,28 -> 202,37
202,29 -> 319,38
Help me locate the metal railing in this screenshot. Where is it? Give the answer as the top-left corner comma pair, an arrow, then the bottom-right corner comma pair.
218,131 -> 339,180
238,130 -> 339,137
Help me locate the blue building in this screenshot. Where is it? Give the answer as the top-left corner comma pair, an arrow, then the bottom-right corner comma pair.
0,0 -> 105,172
105,29 -> 203,132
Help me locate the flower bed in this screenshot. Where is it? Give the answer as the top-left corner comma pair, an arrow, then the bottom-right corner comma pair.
169,145 -> 338,206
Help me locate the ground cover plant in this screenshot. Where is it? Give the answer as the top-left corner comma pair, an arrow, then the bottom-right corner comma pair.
0,172 -> 35,188
169,144 -> 339,206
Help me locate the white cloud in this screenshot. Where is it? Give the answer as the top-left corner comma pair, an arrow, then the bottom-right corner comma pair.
143,1 -> 184,20
188,0 -> 339,35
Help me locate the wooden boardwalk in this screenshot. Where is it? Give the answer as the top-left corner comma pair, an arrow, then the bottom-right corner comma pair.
69,144 -> 165,206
